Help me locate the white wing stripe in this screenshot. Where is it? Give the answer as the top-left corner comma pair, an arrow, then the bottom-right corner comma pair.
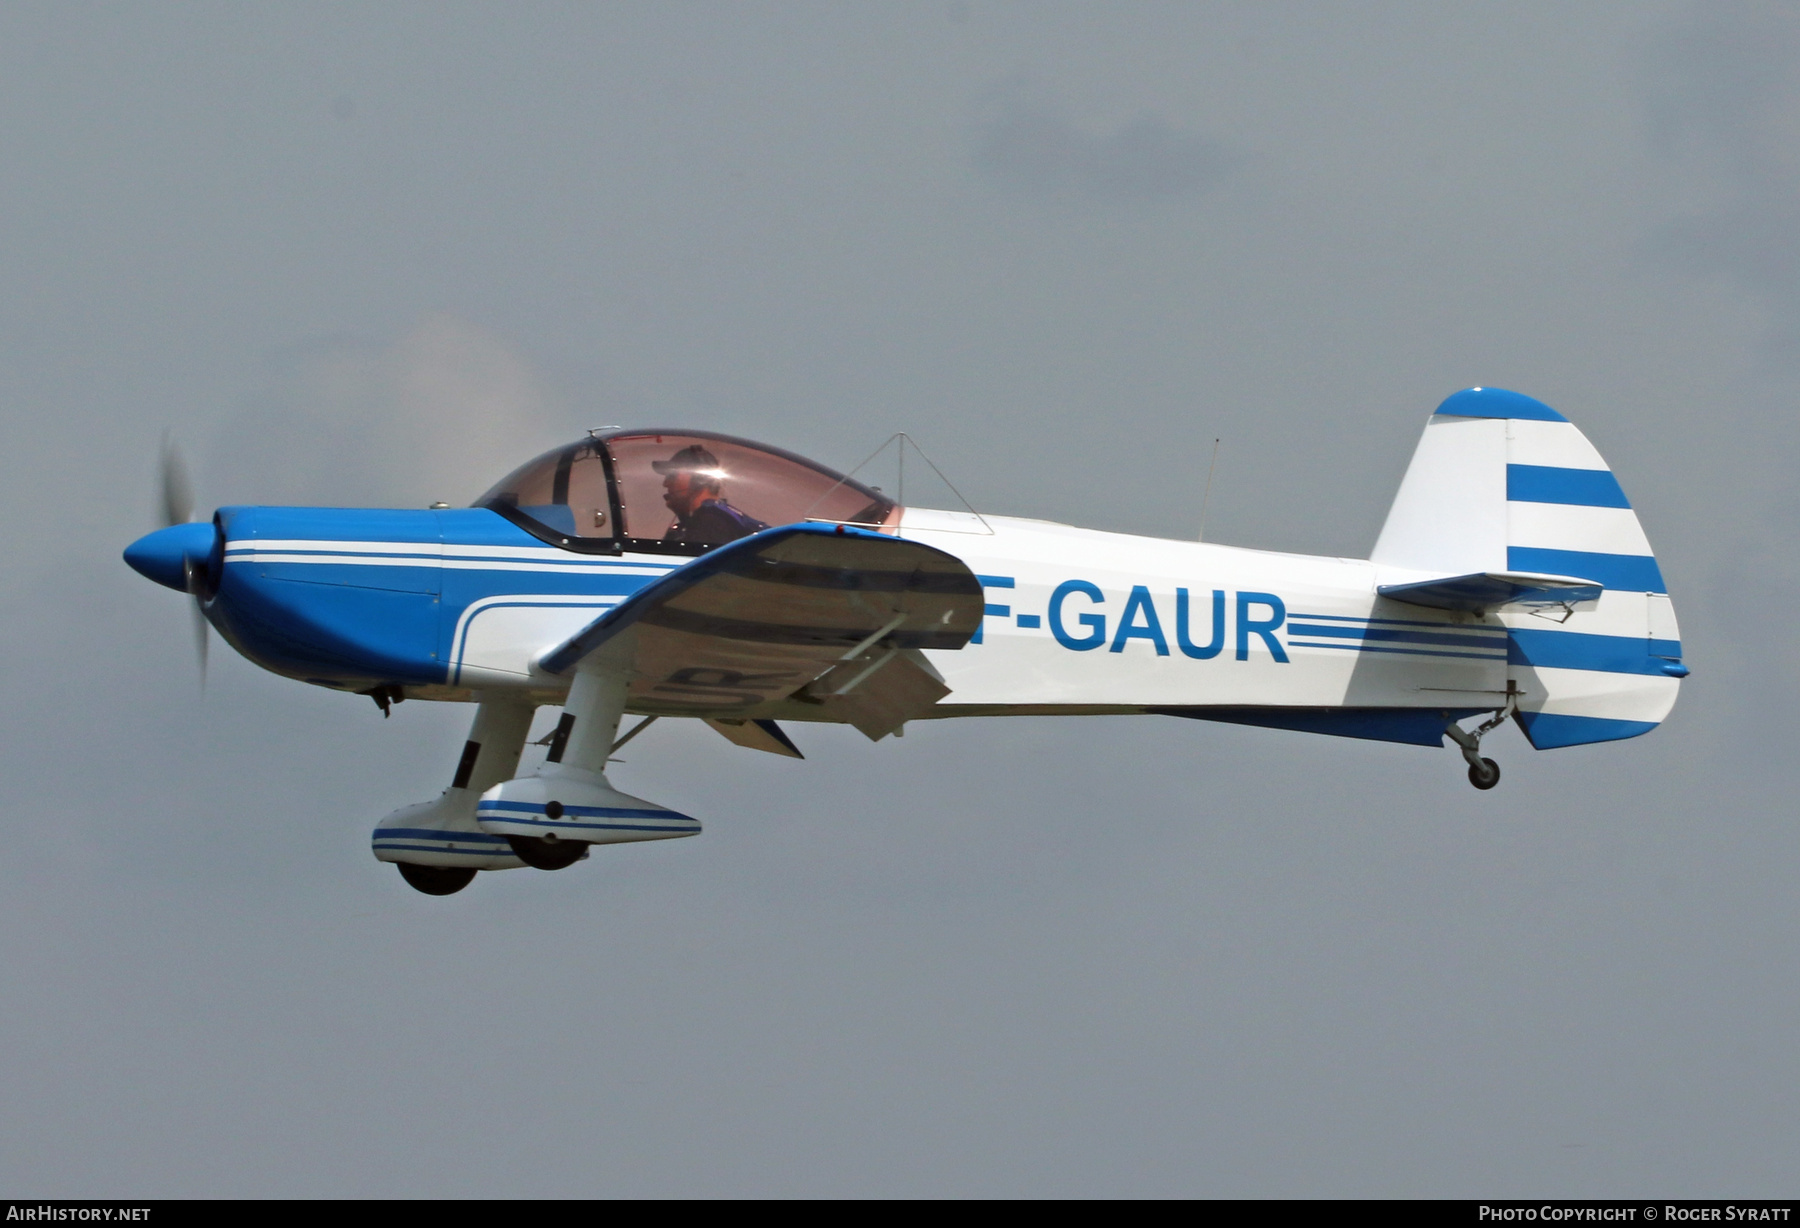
228,539 -> 677,568
228,552 -> 655,575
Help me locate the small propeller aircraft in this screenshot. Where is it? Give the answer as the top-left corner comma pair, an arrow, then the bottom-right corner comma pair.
125,387 -> 1685,895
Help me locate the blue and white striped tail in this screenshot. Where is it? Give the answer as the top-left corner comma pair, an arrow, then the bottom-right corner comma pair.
1373,388 -> 1685,749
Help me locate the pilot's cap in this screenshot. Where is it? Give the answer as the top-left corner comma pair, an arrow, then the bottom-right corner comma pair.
652,444 -> 724,478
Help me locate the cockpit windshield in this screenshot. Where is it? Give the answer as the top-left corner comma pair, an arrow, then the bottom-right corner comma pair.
476,438 -> 615,544
476,430 -> 896,555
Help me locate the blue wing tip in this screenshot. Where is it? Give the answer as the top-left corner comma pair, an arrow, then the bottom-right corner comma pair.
1436,387 -> 1568,423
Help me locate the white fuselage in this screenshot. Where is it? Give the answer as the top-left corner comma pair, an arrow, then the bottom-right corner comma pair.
430,506 -> 1670,729
895,507 -> 1509,716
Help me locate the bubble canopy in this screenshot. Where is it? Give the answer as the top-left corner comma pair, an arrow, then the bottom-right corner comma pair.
476,429 -> 897,555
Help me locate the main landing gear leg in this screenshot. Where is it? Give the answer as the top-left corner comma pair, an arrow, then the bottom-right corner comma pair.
1445,709 -> 1510,791
375,694 -> 536,894
504,668 -> 627,870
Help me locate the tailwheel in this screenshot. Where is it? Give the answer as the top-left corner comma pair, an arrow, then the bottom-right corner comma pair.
508,833 -> 588,871
397,862 -> 478,895
1448,705 -> 1513,792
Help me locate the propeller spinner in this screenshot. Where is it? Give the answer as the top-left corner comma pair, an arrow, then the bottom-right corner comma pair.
123,438 -> 218,681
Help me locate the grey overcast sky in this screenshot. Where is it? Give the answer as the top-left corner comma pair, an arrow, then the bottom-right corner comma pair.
1,1 -> 1794,1197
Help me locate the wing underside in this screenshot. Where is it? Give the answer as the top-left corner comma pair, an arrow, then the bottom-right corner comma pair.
541,525 -> 984,740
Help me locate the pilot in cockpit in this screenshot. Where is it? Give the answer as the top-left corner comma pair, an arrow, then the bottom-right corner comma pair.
653,444 -> 770,544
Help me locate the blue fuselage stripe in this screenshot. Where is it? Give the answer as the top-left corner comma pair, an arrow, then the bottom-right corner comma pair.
1288,640 -> 1508,662
1286,611 -> 1508,632
1286,622 -> 1510,651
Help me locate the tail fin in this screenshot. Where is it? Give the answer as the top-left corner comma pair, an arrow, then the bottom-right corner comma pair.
1372,388 -> 1685,748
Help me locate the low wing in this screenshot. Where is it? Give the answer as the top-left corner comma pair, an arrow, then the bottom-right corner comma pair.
1377,570 -> 1603,613
540,524 -> 983,740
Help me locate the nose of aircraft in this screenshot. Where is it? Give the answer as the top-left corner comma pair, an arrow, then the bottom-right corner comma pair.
124,522 -> 218,591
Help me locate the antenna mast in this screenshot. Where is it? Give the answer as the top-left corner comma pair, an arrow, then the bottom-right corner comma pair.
1198,437 -> 1221,542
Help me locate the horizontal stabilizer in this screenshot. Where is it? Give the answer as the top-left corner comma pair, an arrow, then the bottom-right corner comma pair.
1377,571 -> 1602,613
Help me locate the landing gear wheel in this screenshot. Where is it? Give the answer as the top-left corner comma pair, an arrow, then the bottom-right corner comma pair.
1468,758 -> 1501,791
396,862 -> 478,895
508,833 -> 587,870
